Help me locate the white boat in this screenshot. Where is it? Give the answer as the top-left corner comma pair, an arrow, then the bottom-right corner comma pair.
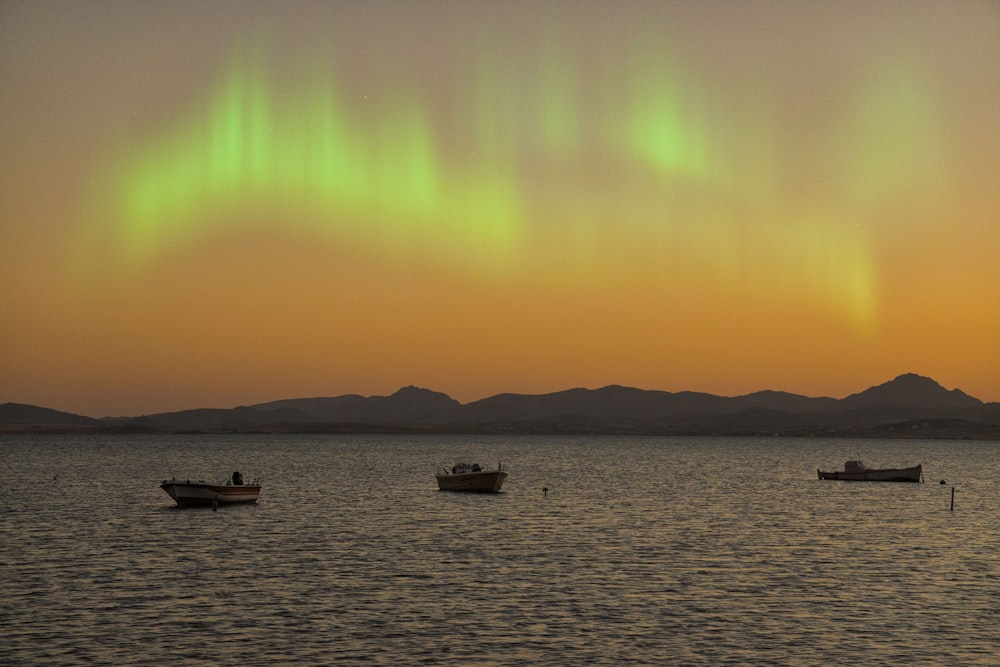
436,462 -> 508,493
160,471 -> 261,507
817,460 -> 922,482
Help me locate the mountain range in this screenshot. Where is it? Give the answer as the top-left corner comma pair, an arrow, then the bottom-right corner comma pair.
3,373 -> 999,439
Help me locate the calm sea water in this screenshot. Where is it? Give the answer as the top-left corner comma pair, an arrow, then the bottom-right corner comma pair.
2,434 -> 998,665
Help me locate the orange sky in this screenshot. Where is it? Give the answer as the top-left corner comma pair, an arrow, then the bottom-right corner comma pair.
2,1 -> 998,416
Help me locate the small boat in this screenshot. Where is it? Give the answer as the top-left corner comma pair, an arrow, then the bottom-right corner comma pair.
817,460 -> 922,482
436,461 -> 508,493
160,471 -> 262,507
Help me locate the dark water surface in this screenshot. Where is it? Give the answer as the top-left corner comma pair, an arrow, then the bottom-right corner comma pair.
2,434 -> 999,665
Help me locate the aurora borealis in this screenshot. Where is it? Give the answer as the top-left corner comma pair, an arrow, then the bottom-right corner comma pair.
2,1 -> 998,416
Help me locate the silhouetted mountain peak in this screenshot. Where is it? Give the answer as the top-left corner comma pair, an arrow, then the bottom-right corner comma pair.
383,385 -> 461,408
389,385 -> 454,401
843,373 -> 981,409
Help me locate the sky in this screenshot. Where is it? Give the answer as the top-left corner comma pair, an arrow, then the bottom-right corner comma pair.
2,1 -> 999,417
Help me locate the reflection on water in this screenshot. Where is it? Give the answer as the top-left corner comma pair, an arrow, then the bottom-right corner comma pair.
2,435 -> 998,665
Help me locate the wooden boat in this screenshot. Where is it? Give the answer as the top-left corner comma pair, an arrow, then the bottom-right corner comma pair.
160,471 -> 261,507
817,460 -> 922,482
436,462 -> 508,493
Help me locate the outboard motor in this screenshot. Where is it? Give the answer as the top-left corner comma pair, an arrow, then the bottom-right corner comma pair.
232,471 -> 243,486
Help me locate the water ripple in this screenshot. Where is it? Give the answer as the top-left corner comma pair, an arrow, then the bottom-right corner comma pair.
2,434 -> 998,665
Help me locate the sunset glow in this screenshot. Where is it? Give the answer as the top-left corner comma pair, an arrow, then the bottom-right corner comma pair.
2,1 -> 997,416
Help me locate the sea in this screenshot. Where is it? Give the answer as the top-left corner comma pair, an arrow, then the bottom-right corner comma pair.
2,434 -> 998,666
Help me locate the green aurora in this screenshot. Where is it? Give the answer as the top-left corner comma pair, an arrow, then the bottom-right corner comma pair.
77,37 -> 946,332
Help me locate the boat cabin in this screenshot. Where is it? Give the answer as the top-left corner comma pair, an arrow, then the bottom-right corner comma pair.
844,460 -> 867,473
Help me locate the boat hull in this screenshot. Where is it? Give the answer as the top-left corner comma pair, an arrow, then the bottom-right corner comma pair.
436,470 -> 508,493
817,465 -> 922,482
160,480 -> 261,507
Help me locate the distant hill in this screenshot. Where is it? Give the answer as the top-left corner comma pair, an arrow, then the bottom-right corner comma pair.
253,385 -> 462,423
0,402 -> 105,432
4,374 -> 1000,439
